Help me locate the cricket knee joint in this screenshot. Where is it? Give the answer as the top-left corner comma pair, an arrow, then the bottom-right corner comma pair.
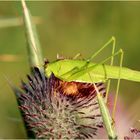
119,49 -> 124,54
111,36 -> 116,42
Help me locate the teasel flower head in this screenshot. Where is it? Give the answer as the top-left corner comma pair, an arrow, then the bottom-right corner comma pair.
124,127 -> 140,140
14,67 -> 106,139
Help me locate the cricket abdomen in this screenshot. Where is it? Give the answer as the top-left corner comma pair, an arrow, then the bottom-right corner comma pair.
45,59 -> 140,83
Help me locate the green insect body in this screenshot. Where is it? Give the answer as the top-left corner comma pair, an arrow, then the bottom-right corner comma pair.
45,59 -> 140,83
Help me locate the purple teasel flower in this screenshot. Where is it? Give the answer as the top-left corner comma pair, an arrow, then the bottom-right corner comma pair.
14,67 -> 106,139
124,127 -> 140,140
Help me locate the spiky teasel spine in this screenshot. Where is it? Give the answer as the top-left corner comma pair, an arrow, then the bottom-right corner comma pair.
14,67 -> 106,139
124,127 -> 140,140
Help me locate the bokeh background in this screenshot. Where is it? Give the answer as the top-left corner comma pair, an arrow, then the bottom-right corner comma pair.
0,1 -> 140,138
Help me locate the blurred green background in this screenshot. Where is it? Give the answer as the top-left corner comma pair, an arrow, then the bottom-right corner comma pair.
0,1 -> 140,138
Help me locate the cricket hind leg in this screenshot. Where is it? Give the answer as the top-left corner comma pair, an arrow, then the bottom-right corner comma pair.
85,37 -> 116,103
73,36 -> 116,61
89,37 -> 123,120
86,36 -> 116,62
76,37 -> 116,102
60,37 -> 116,80
59,47 -> 123,121
87,72 -> 117,139
88,48 -> 124,120
59,37 -> 123,120
65,48 -> 124,121
112,49 -> 123,120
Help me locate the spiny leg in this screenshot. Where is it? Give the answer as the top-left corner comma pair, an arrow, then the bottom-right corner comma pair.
61,37 -> 116,80
105,37 -> 116,103
72,37 -> 116,62
81,36 -> 117,115
73,36 -> 115,61
61,48 -> 123,122
87,49 -> 124,120
86,37 -> 116,103
57,53 -> 82,60
73,53 -> 81,59
87,36 -> 116,62
87,72 -> 117,139
65,37 -> 117,80
57,37 -> 121,119
87,49 -> 124,121
112,49 -> 124,120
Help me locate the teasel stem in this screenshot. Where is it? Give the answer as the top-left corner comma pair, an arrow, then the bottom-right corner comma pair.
21,0 -> 44,72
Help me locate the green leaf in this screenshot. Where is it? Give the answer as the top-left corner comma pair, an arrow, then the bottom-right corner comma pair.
0,17 -> 42,28
21,0 -> 43,71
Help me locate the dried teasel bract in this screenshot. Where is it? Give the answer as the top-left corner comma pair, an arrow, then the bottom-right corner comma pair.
124,127 -> 140,140
14,67 -> 106,139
